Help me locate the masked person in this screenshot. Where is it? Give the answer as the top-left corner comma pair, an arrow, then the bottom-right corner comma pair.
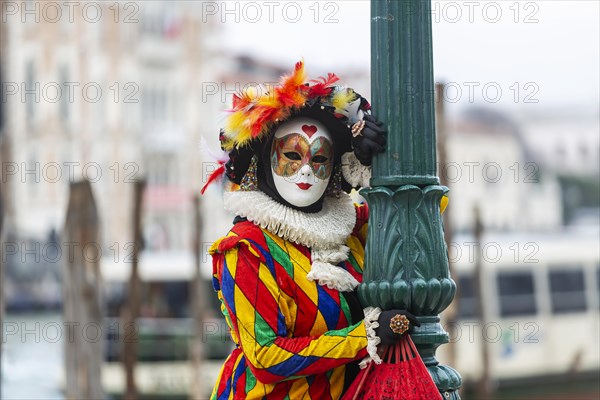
204,62 -> 418,400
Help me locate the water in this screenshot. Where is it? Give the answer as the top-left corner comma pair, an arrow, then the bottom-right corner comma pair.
1,313 -> 65,400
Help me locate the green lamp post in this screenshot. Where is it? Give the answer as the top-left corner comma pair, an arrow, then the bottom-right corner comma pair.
359,1 -> 462,398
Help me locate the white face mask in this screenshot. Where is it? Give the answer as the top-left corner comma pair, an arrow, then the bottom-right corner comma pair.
270,117 -> 334,208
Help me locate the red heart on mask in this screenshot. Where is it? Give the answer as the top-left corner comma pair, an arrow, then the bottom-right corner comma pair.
301,124 -> 318,138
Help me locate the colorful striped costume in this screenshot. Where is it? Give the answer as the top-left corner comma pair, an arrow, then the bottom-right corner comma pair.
209,197 -> 371,399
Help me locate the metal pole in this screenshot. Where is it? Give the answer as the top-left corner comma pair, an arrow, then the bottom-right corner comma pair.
436,82 -> 459,382
362,1 -> 461,398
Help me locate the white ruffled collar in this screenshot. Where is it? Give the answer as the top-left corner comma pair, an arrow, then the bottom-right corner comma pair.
223,190 -> 356,249
223,190 -> 360,292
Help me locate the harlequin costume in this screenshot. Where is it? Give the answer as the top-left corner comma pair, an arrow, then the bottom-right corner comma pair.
204,61 -> 392,399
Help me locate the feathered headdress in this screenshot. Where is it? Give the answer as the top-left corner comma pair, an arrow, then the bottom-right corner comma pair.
220,60 -> 366,151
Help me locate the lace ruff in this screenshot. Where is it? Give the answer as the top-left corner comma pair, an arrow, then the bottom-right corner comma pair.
223,190 -> 359,292
361,306 -> 383,368
341,152 -> 372,188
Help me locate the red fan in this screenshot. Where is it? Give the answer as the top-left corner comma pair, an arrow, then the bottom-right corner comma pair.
342,335 -> 442,400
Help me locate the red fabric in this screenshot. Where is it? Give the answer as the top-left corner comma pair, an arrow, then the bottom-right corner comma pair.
352,203 -> 369,236
342,335 -> 442,400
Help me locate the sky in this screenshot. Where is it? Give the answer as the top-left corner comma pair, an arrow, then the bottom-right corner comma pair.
219,0 -> 599,114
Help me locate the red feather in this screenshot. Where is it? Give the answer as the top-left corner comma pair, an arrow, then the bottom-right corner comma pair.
308,73 -> 339,98
200,164 -> 225,195
232,94 -> 243,109
252,107 -> 278,136
275,87 -> 303,107
308,84 -> 333,98
310,72 -> 339,87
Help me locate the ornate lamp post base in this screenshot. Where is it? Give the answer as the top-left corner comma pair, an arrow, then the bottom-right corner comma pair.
367,0 -> 462,397
359,184 -> 461,398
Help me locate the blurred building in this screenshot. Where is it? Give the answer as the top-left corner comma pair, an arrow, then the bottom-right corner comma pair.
0,0 -> 226,310
444,108 -> 563,233
438,108 -> 599,395
519,111 -> 600,226
520,112 -> 600,178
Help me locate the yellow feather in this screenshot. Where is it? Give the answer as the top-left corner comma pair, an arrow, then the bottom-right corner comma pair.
222,139 -> 234,151
256,93 -> 280,108
281,60 -> 306,90
332,88 -> 355,112
224,112 -> 247,137
244,85 -> 260,100
236,126 -> 252,145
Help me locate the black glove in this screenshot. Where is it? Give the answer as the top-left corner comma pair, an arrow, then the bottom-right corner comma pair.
352,114 -> 387,166
375,309 -> 421,346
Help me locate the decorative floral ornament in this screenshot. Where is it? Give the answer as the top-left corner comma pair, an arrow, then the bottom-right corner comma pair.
389,314 -> 410,335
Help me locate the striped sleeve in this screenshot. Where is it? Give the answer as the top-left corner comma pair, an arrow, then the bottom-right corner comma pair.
352,203 -> 369,247
211,237 -> 369,385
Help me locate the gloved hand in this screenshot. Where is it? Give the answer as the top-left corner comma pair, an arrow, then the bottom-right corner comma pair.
375,309 -> 421,346
351,114 -> 387,166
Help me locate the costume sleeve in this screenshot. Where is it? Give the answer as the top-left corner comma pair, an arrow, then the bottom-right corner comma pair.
352,203 -> 369,247
441,194 -> 449,214
211,237 -> 369,385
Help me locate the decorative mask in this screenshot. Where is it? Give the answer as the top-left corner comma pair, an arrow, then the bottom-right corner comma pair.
271,117 -> 333,208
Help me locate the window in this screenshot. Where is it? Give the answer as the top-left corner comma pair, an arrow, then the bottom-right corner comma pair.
548,268 -> 587,313
28,153 -> 38,195
597,265 -> 600,306
140,2 -> 181,39
25,61 -> 36,122
141,86 -> 168,125
457,275 -> 477,319
141,88 -> 150,123
59,66 -> 69,124
579,143 -> 588,158
0,67 -> 4,134
146,153 -> 174,185
497,271 -> 537,317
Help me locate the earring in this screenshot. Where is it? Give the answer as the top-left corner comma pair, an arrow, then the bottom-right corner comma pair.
240,156 -> 258,191
326,165 -> 343,198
